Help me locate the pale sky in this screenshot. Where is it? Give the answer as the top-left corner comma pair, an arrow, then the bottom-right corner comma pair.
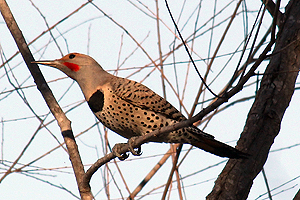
0,0 -> 299,199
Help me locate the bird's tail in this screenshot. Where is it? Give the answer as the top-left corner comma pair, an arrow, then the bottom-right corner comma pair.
190,137 -> 249,159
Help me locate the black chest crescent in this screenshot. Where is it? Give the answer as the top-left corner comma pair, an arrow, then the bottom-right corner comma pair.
88,90 -> 104,113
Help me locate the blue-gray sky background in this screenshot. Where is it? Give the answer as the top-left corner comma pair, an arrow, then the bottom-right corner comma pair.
1,0 -> 299,199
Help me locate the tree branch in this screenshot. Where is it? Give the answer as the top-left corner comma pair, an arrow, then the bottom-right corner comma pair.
82,29 -> 275,187
0,1 -> 92,199
262,0 -> 284,26
207,0 -> 300,199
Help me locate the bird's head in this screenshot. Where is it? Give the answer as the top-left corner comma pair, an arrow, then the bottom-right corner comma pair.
32,53 -> 104,81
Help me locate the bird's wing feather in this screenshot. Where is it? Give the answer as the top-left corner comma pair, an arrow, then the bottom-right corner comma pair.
111,77 -> 186,121
111,77 -> 251,159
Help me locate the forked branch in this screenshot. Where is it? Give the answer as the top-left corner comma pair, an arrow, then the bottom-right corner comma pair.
0,1 -> 92,199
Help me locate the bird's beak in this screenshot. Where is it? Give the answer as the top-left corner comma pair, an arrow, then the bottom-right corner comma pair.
31,60 -> 60,67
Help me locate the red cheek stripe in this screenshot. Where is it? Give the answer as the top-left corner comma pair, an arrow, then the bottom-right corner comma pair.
63,62 -> 80,72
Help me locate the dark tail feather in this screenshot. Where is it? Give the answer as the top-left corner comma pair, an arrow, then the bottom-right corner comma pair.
191,137 -> 249,159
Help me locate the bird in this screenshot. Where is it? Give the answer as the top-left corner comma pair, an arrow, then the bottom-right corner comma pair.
32,52 -> 248,159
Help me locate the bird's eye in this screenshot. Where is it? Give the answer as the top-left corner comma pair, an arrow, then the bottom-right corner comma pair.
69,54 -> 76,59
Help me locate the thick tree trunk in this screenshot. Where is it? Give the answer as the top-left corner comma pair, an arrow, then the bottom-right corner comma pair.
294,189 -> 300,200
207,1 -> 300,199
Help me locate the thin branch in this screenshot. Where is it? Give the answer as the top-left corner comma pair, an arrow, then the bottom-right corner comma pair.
0,1 -> 92,199
190,0 -> 243,116
262,0 -> 284,25
129,148 -> 173,199
262,168 -> 273,200
83,30 -> 274,187
113,159 -> 131,196
0,0 -> 92,70
155,0 -> 167,99
164,0 -> 219,98
90,2 -> 190,117
161,144 -> 182,200
29,0 -> 64,56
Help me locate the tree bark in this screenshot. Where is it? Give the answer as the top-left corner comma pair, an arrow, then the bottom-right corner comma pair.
207,0 -> 300,199
0,1 -> 92,199
294,189 -> 300,200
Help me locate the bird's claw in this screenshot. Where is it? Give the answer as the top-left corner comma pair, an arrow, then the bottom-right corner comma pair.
112,137 -> 142,161
128,137 -> 142,156
112,143 -> 129,161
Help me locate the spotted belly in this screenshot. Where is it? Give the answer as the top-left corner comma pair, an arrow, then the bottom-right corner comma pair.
87,89 -> 199,144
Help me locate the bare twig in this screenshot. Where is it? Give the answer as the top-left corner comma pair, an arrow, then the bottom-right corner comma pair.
190,0 -> 243,116
0,1 -> 92,199
161,144 -> 182,200
155,0 -> 167,99
129,148 -> 173,199
83,33 -> 273,187
262,0 -> 284,25
165,0 -> 219,99
0,0 -> 92,70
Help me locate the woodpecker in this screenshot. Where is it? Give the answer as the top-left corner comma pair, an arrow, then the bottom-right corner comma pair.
33,53 -> 248,159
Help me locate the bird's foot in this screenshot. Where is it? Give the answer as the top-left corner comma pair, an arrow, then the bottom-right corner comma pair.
112,137 -> 142,161
128,136 -> 142,156
112,143 -> 129,161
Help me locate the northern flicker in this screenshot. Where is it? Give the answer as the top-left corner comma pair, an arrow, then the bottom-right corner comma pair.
32,53 -> 248,159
